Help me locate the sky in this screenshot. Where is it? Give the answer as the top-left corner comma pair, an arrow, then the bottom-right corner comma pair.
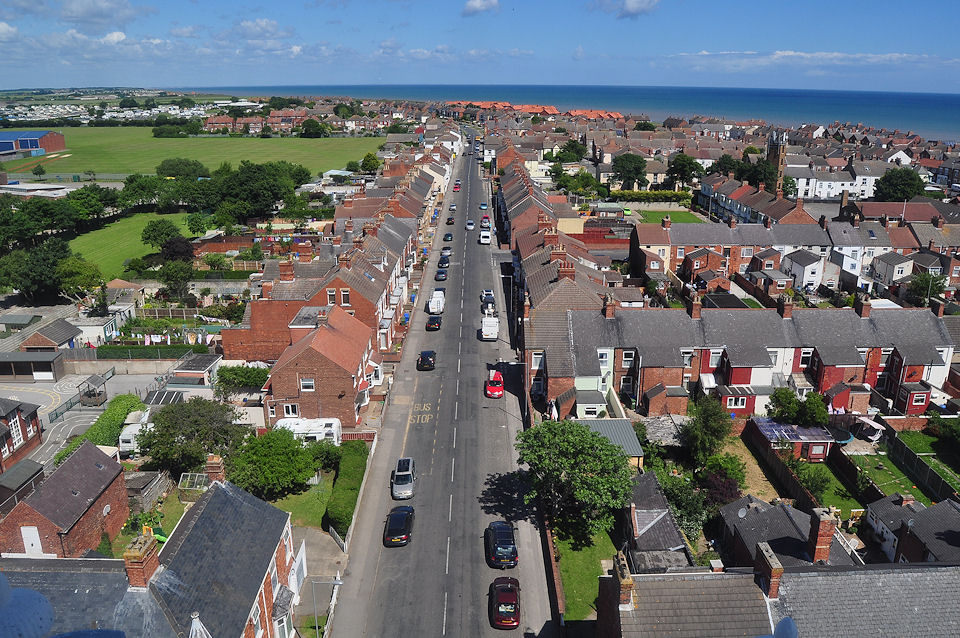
1,0 -> 958,93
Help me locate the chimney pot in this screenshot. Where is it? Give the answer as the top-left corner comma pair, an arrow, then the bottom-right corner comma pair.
808,508 -> 837,564
204,453 -> 225,484
898,493 -> 916,507
688,297 -> 702,320
852,217 -> 860,228
124,533 -> 160,588
558,260 -> 576,281
604,294 -> 616,319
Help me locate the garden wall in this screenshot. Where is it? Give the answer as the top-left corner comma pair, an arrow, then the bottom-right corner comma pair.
741,420 -> 818,514
880,415 -> 928,431
65,359 -> 176,375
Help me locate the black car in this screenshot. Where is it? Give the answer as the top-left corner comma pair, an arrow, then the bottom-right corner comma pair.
417,350 -> 436,371
435,269 -> 448,281
484,521 -> 518,568
425,315 -> 442,331
443,232 -> 454,242
438,255 -> 450,268
383,506 -> 415,547
446,216 -> 455,225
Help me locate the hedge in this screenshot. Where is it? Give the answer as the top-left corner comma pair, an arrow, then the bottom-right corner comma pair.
54,394 -> 144,465
609,189 -> 692,205
325,440 -> 369,535
96,344 -> 208,359
201,270 -> 258,280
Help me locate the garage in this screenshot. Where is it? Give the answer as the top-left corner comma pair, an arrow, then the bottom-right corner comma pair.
0,352 -> 66,382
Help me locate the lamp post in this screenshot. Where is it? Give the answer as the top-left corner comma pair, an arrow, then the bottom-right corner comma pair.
310,576 -> 344,637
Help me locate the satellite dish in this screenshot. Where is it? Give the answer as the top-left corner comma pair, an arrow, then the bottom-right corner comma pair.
907,519 -> 915,528
738,507 -> 747,519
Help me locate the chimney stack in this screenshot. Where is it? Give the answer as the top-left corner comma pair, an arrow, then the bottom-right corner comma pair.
338,250 -> 350,269
523,290 -> 531,319
537,212 -> 553,232
777,294 -> 794,319
807,508 -> 837,564
881,215 -> 890,228
934,216 -> 945,229
931,299 -> 945,318
727,171 -> 735,179
124,533 -> 160,588
558,260 -> 576,281
205,454 -> 225,483
343,198 -> 354,209
928,239 -> 937,251
763,217 -> 772,229
603,294 -> 617,319
758,182 -> 765,193
661,215 -> 672,229
840,190 -> 849,210
688,297 -> 702,320
898,493 -> 916,507
614,552 -> 634,607
278,261 -> 295,282
819,215 -> 828,230
853,293 -> 871,318
362,221 -> 377,237
754,542 -> 784,599
550,244 -> 567,263
728,217 -> 737,229
852,217 -> 860,228
544,226 -> 560,248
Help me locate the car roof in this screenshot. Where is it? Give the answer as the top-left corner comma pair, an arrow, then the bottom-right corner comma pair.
488,520 -> 514,534
390,505 -> 414,515
397,458 -> 412,471
493,576 -> 519,589
421,350 -> 435,356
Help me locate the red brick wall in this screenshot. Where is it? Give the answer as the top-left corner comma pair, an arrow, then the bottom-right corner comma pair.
267,350 -> 361,427
637,367 -> 683,396
0,411 -> 43,474
62,469 -> 129,557
39,132 -> 66,153
0,502 -> 64,555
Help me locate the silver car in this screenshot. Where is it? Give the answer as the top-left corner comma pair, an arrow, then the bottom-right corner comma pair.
391,457 -> 417,499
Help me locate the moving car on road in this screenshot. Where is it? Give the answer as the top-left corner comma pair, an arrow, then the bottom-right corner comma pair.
417,350 -> 436,371
480,202 -> 488,210
435,269 -> 447,281
383,506 -> 415,547
484,521 -> 519,568
443,232 -> 454,241
426,315 -> 442,331
479,231 -> 491,245
484,370 -> 504,398
488,577 -> 521,629
465,220 -> 475,230
453,184 -> 460,192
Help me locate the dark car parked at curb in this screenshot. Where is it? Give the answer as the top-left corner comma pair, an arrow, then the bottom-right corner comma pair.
484,521 -> 518,568
435,269 -> 448,281
426,315 -> 442,331
383,506 -> 415,547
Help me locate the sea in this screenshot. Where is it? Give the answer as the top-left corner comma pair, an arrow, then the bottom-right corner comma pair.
172,84 -> 960,143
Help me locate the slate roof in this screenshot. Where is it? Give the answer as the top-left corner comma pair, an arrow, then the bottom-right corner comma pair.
35,318 -> 82,345
174,353 -> 221,372
525,310 -> 576,377
771,564 -> 960,636
901,498 -> 960,561
866,493 -> 926,533
0,397 -> 40,419
154,481 -> 290,637
621,571 -> 771,638
576,418 -> 644,458
627,472 -> 688,563
0,458 -> 43,493
25,441 -> 122,532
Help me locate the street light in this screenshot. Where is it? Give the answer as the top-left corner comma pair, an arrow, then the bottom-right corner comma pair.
310,575 -> 344,637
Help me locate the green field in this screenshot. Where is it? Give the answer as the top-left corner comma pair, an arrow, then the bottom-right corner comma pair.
627,209 -> 702,224
557,532 -> 616,621
69,212 -> 189,280
854,455 -> 933,506
1,127 -> 382,176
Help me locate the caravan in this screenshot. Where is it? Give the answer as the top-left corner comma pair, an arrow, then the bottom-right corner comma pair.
274,418 -> 343,446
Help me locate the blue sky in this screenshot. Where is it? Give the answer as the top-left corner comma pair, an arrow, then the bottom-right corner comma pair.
1,0 -> 958,93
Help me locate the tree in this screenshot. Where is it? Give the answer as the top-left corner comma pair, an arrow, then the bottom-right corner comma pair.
908,271 -> 947,306
633,121 -> 656,131
782,175 -> 798,198
768,387 -> 801,423
84,169 -> 97,182
611,153 -> 648,190
0,238 -> 72,302
360,152 -> 381,173
667,153 -> 704,189
682,396 -> 733,465
301,119 -> 331,138
141,218 -> 182,250
703,453 -> 747,488
282,193 -> 312,231
711,154 -> 740,177
160,235 -> 195,262
119,174 -> 163,208
32,164 -> 46,180
229,427 -> 316,499
701,471 -> 742,511
137,398 -> 246,477
118,97 -> 139,109
186,212 -> 207,235
156,260 -> 193,299
67,187 -> 106,225
556,139 -> 588,163
124,257 -> 148,277
743,145 -> 763,156
203,253 -> 228,271
56,256 -> 103,304
531,115 -> 544,125
345,160 -> 361,173
515,420 -> 632,541
796,462 -> 831,502
874,167 -> 925,202
659,473 -> 707,540
156,158 -> 210,180
798,393 -> 829,428
214,365 -> 270,402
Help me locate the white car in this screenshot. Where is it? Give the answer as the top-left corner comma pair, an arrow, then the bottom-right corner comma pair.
479,230 -> 492,245
481,289 -> 494,299
465,220 -> 475,230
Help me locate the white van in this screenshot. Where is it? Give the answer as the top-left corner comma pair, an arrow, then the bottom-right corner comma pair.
274,417 -> 343,446
479,230 -> 492,245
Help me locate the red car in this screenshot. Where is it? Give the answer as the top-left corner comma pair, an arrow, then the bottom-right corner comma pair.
453,184 -> 461,192
484,370 -> 504,398
489,577 -> 521,629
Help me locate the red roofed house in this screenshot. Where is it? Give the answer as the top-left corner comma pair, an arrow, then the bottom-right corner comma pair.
261,305 -> 376,428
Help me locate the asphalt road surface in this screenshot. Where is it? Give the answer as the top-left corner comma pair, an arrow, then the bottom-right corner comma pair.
331,137 -> 558,637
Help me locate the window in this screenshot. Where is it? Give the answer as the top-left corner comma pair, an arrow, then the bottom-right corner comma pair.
283,404 -> 299,417
693,260 -> 701,269
597,350 -> 609,368
584,406 -> 599,417
285,530 -> 293,562
709,349 -> 723,368
880,348 -> 892,367
681,349 -> 694,367
767,349 -> 779,366
776,280 -> 787,289
937,348 -> 949,365
271,562 -> 279,599
765,260 -> 774,269
622,350 -> 635,369
341,288 -> 351,305
300,378 -> 315,392
25,416 -> 34,438
739,263 -> 748,274
912,394 -> 927,406
866,248 -> 874,258
650,261 -> 660,269
620,376 -> 634,393
326,288 -> 336,305
531,377 -> 544,394
810,444 -> 825,456
929,267 -> 942,276
677,247 -> 685,258
726,396 -> 747,409
268,404 -> 276,418
800,348 -> 814,368
9,418 -> 23,449
858,348 -> 868,361
531,352 -> 543,370
0,443 -> 7,459
741,247 -> 753,258
895,266 -> 905,277
954,266 -> 960,277
252,604 -> 262,637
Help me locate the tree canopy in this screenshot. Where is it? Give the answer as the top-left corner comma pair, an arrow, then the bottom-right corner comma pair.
229,427 -> 316,499
214,365 -> 271,402
633,121 -> 656,131
681,395 -> 733,465
908,271 -> 946,306
156,158 -> 211,180
141,218 -> 183,250
555,139 -> 588,163
667,153 -> 704,188
611,153 -> 648,190
360,152 -> 381,173
874,167 -> 925,202
0,239 -> 72,302
515,420 -> 633,541
156,260 -> 193,299
56,256 -> 103,304
160,235 -> 195,263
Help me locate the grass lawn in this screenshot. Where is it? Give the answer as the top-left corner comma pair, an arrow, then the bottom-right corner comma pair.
69,212 -> 189,280
0,127 -> 383,175
109,489 -> 188,558
799,461 -> 863,518
896,429 -> 960,493
271,475 -> 334,529
853,455 -> 933,506
632,209 -> 702,224
898,430 -> 938,455
297,615 -> 327,638
557,531 -> 616,621
742,298 -> 764,309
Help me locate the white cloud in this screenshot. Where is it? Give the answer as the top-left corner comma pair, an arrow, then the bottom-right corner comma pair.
99,30 -> 125,44
170,25 -> 199,38
670,49 -> 955,72
0,21 -> 19,41
59,0 -> 147,33
234,18 -> 292,40
462,0 -> 499,16
572,45 -> 584,61
595,0 -> 661,19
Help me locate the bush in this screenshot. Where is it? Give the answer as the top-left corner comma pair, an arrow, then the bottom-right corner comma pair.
96,344 -> 208,359
201,270 -> 258,280
54,394 -> 144,465
609,190 -> 693,206
325,441 -> 369,534
309,440 -> 343,472
703,453 -> 747,488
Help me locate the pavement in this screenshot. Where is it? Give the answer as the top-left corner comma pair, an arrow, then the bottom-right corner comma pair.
329,135 -> 557,637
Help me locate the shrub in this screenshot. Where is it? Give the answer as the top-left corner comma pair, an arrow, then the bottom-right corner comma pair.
54,394 -> 144,465
609,190 -> 693,206
703,453 -> 747,489
96,344 -> 208,359
325,441 -> 369,534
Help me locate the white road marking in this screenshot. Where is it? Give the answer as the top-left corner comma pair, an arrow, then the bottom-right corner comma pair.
455,402 -> 458,419
451,457 -> 455,482
457,358 -> 461,373
442,591 -> 448,635
453,427 -> 457,449
445,536 -> 451,574
456,379 -> 459,394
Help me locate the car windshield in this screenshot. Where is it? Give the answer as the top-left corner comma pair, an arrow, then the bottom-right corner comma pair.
394,474 -> 412,485
488,379 -> 502,387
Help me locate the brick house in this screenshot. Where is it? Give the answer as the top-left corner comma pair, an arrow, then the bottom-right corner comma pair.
203,115 -> 235,132
262,305 -> 377,428
2,464 -> 307,638
0,441 -> 127,558
0,398 -> 42,474
19,318 -> 82,351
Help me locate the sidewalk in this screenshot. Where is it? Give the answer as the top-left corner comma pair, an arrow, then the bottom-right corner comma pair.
292,525 -> 346,622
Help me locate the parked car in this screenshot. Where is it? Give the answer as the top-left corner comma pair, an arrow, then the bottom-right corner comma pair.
479,231 -> 492,245
480,202 -> 488,210
440,246 -> 453,257
488,577 -> 521,629
391,457 -> 417,499
417,350 -> 436,371
383,506 -> 415,547
435,269 -> 448,281
466,220 -> 475,230
449,203 -> 457,211
484,370 -> 504,398
453,185 -> 460,192
426,315 -> 442,331
446,216 -> 455,225
438,255 -> 451,268
443,232 -> 454,241
484,521 -> 518,568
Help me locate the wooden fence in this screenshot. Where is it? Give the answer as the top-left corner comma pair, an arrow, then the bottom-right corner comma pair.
741,419 -> 818,513
882,424 -> 959,503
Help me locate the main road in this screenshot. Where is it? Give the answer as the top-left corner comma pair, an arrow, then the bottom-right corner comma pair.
330,136 -> 558,637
